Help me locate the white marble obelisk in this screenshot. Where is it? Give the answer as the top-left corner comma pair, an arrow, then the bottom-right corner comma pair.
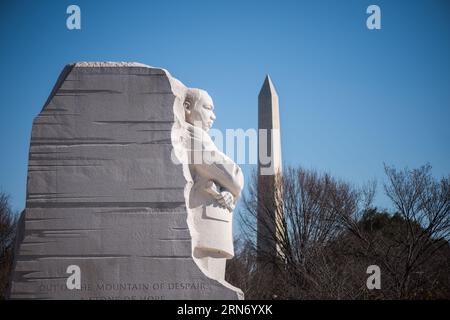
257,75 -> 284,266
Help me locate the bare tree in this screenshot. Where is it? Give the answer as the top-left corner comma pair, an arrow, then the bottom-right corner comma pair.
229,164 -> 449,299
380,164 -> 448,298
0,192 -> 17,299
237,167 -> 374,299
331,164 -> 450,299
225,239 -> 257,296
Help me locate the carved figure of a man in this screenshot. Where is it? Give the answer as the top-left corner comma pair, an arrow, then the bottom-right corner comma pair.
181,88 -> 244,281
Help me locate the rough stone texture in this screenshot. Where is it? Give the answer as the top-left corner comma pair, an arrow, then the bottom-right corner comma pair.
8,62 -> 241,300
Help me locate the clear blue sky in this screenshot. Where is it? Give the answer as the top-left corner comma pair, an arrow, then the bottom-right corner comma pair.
1,0 -> 449,213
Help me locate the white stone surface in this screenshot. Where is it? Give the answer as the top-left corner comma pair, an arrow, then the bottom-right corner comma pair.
171,88 -> 244,286
73,61 -> 152,68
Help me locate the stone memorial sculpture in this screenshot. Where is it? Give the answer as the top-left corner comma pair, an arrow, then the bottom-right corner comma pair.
172,88 -> 244,282
8,62 -> 243,300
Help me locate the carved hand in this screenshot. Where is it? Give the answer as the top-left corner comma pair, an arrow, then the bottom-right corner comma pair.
204,180 -> 235,211
217,191 -> 235,211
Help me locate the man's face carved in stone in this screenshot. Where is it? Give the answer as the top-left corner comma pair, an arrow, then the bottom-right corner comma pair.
184,91 -> 216,131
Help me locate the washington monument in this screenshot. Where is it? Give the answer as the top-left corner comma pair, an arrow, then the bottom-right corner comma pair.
257,75 -> 284,267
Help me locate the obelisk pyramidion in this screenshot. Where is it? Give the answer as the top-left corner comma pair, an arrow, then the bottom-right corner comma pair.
257,75 -> 284,267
